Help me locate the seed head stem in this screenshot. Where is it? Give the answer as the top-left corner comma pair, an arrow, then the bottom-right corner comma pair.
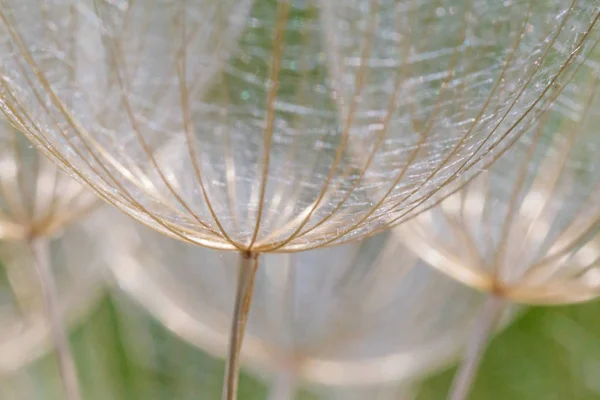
28,237 -> 82,400
448,295 -> 504,400
222,251 -> 259,400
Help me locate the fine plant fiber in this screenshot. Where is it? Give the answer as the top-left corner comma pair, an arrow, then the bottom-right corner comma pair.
1,0 -> 599,251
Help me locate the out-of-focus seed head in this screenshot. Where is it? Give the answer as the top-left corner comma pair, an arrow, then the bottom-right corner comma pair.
0,117 -> 103,373
402,56 -> 600,305
106,210 -> 510,389
0,118 -> 97,240
0,215 -> 105,373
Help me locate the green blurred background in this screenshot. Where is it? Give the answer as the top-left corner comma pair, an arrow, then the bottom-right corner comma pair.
11,291 -> 600,400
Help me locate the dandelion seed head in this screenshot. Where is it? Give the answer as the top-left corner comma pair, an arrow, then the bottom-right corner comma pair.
401,52 -> 600,305
106,210 -> 492,386
1,0 -> 597,252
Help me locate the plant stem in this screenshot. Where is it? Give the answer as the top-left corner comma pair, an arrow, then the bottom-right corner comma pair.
222,251 -> 259,400
448,295 -> 504,400
28,237 -> 82,400
268,371 -> 296,400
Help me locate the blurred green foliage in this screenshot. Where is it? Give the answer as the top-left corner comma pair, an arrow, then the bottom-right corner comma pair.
417,301 -> 600,400
9,292 -> 600,399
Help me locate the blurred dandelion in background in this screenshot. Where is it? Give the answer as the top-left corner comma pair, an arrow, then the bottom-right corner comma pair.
401,51 -> 600,399
104,212 -> 512,399
0,118 -> 103,400
1,0 -> 600,399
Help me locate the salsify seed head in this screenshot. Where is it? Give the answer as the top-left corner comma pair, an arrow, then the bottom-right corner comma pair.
0,0 -> 599,251
0,117 -> 104,373
0,117 -> 97,240
401,55 -> 600,305
0,210 -> 106,374
105,209 -> 495,387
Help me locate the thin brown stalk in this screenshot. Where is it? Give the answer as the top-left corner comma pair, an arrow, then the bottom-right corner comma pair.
248,0 -> 291,249
173,3 -> 240,249
448,295 -> 504,400
222,251 -> 260,400
262,0 -> 379,251
27,237 -> 82,400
